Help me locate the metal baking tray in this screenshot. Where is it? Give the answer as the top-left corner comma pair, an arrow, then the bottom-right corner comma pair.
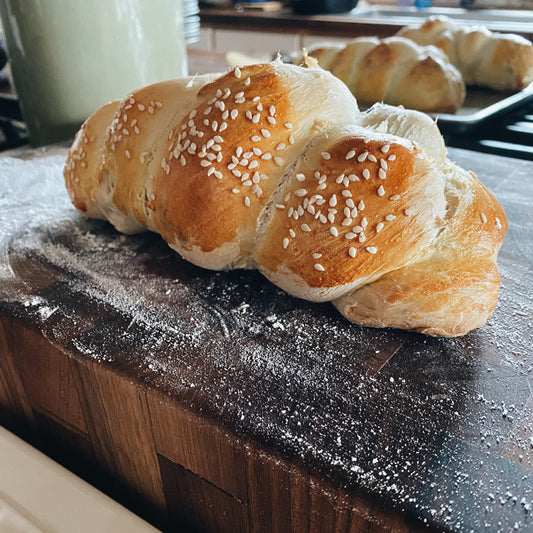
431,82 -> 533,133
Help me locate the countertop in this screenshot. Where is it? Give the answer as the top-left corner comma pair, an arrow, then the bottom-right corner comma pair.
0,142 -> 532,532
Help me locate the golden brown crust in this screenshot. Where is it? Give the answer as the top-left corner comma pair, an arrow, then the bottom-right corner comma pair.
99,75 -> 217,234
152,65 -> 295,262
254,127 -> 446,301
390,55 -> 464,114
150,61 -> 360,269
306,36 -> 465,113
103,81 -> 183,228
333,162 -> 507,336
397,16 -> 533,91
334,257 -> 501,337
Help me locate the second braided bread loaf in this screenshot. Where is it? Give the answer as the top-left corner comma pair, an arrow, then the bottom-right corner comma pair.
303,36 -> 466,113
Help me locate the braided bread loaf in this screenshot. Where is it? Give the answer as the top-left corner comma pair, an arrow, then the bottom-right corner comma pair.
303,36 -> 466,113
64,60 -> 507,337
397,16 -> 533,91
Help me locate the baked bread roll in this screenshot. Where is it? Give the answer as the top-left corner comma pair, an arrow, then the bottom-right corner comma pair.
303,36 -> 466,113
397,16 -> 533,91
64,60 -> 507,337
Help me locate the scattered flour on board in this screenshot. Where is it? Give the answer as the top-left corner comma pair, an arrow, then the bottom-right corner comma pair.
1,155 -> 532,532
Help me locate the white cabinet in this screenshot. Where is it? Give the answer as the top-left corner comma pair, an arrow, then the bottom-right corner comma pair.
193,28 -> 302,59
215,29 -> 301,57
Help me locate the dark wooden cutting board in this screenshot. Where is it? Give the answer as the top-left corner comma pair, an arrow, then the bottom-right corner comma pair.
0,147 -> 532,533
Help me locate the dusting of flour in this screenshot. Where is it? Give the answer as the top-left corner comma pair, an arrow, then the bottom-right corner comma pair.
1,155 -> 532,532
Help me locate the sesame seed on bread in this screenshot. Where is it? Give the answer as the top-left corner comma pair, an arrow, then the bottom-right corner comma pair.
254,124 -> 446,303
150,61 -> 360,270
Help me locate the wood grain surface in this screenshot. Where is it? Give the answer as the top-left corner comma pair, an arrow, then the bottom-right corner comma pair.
0,145 -> 532,533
